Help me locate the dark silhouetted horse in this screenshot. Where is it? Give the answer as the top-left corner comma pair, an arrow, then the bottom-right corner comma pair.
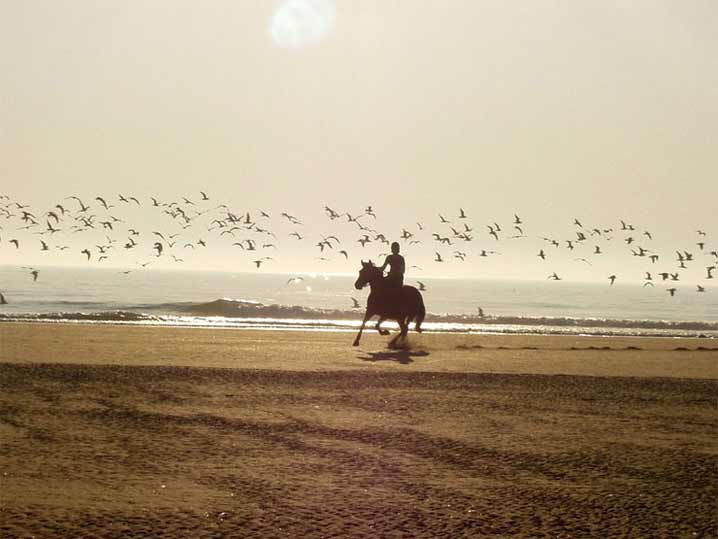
353,260 -> 425,346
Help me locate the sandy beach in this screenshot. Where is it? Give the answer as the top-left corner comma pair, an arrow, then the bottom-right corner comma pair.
1,323 -> 717,538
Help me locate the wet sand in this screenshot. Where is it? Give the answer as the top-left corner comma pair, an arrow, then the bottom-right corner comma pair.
1,323 -> 717,538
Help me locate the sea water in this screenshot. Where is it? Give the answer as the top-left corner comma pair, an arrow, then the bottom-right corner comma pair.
0,266 -> 716,338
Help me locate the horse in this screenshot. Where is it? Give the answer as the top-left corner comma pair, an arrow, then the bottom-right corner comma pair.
353,260 -> 425,346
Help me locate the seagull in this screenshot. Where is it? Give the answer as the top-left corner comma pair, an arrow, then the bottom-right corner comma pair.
416,281 -> 427,291
459,208 -> 467,219
66,196 -> 89,212
707,266 -> 716,279
666,288 -> 677,297
0,292 -> 7,304
95,196 -> 112,210
350,297 -> 361,309
434,252 -> 443,262
696,285 -> 705,292
10,239 -> 19,249
286,277 -> 304,285
81,249 -> 91,260
537,249 -> 546,260
547,272 -> 562,281
200,191 -> 209,201
153,242 -> 163,256
30,270 -> 39,282
608,275 -> 616,285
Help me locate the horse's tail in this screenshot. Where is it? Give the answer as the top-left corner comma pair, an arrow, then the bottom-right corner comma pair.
415,291 -> 425,333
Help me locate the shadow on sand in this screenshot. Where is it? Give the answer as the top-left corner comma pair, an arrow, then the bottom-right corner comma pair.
358,349 -> 430,365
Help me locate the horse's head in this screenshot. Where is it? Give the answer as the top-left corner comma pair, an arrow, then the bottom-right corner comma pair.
355,260 -> 381,290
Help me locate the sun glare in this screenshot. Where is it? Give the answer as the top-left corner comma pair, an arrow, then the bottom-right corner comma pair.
269,0 -> 336,49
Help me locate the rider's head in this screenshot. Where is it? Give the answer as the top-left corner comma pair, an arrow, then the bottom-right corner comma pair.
391,242 -> 400,254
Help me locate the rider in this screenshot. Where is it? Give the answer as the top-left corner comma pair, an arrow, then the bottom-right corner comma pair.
380,242 -> 405,293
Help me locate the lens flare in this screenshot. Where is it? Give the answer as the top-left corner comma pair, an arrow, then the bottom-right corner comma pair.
269,0 -> 336,49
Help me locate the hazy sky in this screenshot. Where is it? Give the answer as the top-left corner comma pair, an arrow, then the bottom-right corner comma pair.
1,1 -> 716,280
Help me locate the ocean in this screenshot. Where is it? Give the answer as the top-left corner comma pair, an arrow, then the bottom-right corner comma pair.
0,265 -> 716,338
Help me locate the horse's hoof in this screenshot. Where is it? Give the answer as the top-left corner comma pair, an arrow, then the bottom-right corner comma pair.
352,341 -> 359,347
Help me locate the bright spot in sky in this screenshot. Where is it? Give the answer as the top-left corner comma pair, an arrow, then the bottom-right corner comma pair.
269,0 -> 336,49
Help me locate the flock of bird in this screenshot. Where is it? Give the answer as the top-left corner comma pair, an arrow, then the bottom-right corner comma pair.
0,192 -> 715,300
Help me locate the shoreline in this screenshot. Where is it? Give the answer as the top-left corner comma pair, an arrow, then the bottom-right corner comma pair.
1,322 -> 717,379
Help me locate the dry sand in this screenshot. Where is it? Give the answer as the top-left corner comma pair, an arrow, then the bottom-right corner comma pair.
0,323 -> 716,538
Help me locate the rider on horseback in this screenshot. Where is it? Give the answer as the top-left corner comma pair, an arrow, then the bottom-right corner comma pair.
380,242 -> 405,293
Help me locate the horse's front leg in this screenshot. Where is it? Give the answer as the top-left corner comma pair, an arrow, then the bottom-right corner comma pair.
353,310 -> 372,346
375,316 -> 390,336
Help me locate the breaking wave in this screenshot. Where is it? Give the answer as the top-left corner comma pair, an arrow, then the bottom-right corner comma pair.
1,298 -> 716,338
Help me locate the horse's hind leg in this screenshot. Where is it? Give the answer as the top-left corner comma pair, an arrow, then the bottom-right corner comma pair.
398,318 -> 410,341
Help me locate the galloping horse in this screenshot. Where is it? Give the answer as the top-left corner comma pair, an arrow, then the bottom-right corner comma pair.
353,260 -> 425,346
